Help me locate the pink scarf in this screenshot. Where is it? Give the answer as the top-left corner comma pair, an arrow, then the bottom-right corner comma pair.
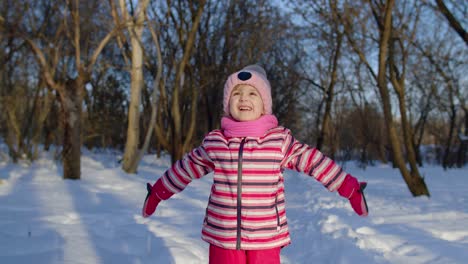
221,114 -> 279,138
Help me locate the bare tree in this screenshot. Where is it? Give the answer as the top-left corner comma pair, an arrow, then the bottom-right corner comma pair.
146,0 -> 207,162
110,0 -> 151,173
291,1 -> 346,154
0,2 -> 59,162
315,2 -> 345,155
412,28 -> 465,168
336,0 -> 429,196
375,0 -> 429,195
12,0 -> 116,179
386,1 -> 429,181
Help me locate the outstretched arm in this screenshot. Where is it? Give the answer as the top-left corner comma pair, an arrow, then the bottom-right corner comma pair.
281,132 -> 368,216
142,146 -> 214,218
281,133 -> 347,191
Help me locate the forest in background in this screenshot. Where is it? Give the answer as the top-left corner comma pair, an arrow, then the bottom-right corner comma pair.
0,0 -> 466,197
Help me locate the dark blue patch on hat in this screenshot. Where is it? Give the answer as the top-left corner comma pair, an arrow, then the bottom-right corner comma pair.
238,71 -> 252,81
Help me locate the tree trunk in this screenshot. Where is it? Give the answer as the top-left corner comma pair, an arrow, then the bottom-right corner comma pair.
456,108 -> 468,167
121,75 -> 141,173
4,97 -> 22,162
375,0 -> 429,196
60,79 -> 83,180
457,139 -> 467,168
394,84 -> 426,180
317,33 -> 341,152
170,141 -> 184,164
31,89 -> 54,160
120,0 -> 150,174
121,39 -> 144,173
317,91 -> 332,151
442,105 -> 457,169
378,142 -> 388,164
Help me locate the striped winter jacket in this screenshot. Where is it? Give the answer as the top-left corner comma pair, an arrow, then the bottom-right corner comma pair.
158,126 -> 348,250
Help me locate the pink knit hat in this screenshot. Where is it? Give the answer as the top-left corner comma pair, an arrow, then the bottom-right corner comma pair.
223,64 -> 272,116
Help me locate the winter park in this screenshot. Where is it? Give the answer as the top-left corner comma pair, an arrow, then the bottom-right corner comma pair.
0,1 -> 467,264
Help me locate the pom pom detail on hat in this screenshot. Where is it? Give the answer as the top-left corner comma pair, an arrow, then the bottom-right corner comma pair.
223,64 -> 272,116
238,72 -> 252,81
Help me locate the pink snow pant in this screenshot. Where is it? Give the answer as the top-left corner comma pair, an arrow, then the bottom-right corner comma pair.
209,244 -> 281,264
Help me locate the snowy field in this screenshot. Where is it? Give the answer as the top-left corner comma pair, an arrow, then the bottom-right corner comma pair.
0,149 -> 467,264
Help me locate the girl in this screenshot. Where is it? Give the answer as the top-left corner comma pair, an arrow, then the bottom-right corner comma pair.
142,65 -> 368,264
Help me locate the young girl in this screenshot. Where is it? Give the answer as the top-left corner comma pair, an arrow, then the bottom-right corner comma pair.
142,65 -> 368,264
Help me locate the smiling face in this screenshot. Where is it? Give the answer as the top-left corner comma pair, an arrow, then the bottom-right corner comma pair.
229,84 -> 264,121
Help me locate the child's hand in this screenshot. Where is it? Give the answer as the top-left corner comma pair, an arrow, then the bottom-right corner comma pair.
337,174 -> 369,217
142,183 -> 161,218
142,179 -> 174,218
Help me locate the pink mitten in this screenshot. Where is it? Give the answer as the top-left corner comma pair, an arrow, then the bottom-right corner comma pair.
142,179 -> 173,218
338,174 -> 369,217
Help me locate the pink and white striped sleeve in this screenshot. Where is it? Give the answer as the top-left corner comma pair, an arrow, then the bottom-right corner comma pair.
281,132 -> 347,192
159,146 -> 215,194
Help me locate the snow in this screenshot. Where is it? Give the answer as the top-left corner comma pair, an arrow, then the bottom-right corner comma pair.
1,149 -> 467,264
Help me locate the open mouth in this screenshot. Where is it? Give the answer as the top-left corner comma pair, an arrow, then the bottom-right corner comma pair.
239,106 -> 252,111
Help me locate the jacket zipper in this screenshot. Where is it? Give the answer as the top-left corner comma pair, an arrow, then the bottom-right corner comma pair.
236,137 -> 246,250
275,196 -> 280,231
275,178 -> 281,231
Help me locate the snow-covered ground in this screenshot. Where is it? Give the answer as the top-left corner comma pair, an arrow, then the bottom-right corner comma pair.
0,149 -> 467,264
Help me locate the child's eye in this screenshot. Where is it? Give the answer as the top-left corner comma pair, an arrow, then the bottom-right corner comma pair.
232,92 -> 240,96
250,92 -> 258,96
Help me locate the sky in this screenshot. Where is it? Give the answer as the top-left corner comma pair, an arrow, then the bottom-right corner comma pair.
0,148 -> 467,264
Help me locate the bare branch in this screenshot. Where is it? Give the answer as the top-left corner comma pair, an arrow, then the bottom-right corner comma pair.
87,28 -> 116,73
109,0 -> 131,65
434,0 -> 468,45
24,38 -> 61,91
